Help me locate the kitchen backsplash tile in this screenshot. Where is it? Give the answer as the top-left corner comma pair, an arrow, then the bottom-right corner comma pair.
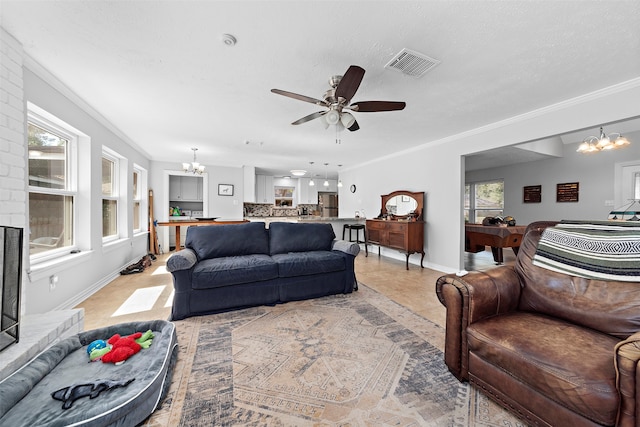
244,203 -> 318,217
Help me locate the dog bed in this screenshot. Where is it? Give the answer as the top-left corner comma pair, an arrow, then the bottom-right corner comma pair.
0,320 -> 177,427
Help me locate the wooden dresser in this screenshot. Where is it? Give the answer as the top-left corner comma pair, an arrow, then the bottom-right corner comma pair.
365,190 -> 425,270
366,219 -> 425,269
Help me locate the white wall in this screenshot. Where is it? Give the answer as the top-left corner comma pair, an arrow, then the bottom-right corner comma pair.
339,79 -> 640,273
0,29 -> 26,229
4,28 -> 153,315
466,131 -> 640,225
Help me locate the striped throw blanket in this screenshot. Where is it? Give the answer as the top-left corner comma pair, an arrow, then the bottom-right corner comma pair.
532,220 -> 640,282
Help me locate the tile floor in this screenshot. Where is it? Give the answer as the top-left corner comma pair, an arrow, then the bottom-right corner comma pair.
75,246 -> 515,331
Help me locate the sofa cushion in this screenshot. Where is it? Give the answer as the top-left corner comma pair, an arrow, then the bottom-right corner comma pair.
272,251 -> 346,278
467,312 -> 619,426
186,222 -> 269,260
192,254 -> 278,289
269,222 -> 335,255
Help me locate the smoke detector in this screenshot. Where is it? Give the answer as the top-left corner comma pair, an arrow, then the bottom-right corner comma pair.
222,34 -> 237,47
385,48 -> 440,78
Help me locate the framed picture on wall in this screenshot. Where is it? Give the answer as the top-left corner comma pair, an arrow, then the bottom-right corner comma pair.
523,185 -> 542,203
556,182 -> 579,202
218,184 -> 234,196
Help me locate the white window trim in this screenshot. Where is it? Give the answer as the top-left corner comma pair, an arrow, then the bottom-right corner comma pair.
27,104 -> 81,265
133,164 -> 148,235
101,147 -> 123,244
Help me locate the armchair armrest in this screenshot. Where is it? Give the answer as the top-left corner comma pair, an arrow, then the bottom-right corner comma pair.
166,248 -> 198,273
331,239 -> 360,257
614,331 -> 640,426
435,266 -> 521,381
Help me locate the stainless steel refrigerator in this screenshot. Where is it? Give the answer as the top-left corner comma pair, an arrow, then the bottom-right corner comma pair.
318,192 -> 338,218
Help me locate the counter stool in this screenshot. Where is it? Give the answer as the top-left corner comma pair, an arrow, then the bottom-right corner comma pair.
342,224 -> 368,257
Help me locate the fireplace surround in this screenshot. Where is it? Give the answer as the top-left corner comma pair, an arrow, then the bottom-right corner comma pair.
0,226 -> 23,353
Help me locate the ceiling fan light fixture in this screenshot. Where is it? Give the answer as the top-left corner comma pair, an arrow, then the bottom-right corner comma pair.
325,110 -> 340,125
340,112 -> 355,128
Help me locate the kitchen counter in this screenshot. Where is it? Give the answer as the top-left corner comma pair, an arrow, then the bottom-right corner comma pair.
245,216 -> 365,238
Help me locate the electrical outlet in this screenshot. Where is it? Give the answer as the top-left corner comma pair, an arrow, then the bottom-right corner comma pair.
604,200 -> 615,207
49,274 -> 58,291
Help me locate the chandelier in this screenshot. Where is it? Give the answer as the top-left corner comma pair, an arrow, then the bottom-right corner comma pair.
182,148 -> 205,174
576,127 -> 630,153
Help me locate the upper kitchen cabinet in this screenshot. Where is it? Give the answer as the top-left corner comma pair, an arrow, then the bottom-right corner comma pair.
298,178 -> 318,204
169,175 -> 203,202
255,175 -> 274,204
243,166 -> 256,203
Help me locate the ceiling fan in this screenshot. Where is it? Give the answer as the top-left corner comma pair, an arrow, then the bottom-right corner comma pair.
271,65 -> 406,132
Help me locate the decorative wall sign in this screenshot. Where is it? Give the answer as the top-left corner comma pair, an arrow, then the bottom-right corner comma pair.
523,185 -> 542,203
556,182 -> 579,202
218,184 -> 234,196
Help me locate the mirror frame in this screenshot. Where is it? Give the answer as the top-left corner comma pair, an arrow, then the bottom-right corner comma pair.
379,190 -> 424,221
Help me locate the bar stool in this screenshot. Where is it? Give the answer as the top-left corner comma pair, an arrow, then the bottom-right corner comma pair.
342,224 -> 368,256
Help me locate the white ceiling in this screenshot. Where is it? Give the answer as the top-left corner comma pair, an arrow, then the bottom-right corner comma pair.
2,1 -> 640,178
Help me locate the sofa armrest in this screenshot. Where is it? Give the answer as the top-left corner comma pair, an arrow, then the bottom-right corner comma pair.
166,248 -> 198,272
435,266 -> 521,381
614,331 -> 640,426
331,239 -> 360,256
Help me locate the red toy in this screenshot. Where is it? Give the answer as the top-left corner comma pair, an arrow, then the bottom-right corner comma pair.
101,332 -> 143,365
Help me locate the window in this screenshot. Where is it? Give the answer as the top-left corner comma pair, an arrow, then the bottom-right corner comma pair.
132,166 -> 147,233
465,180 -> 504,223
102,152 -> 119,240
133,169 -> 141,232
274,186 -> 295,207
28,115 -> 77,258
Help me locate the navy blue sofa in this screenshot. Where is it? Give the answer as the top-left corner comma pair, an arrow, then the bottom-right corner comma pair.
166,221 -> 360,320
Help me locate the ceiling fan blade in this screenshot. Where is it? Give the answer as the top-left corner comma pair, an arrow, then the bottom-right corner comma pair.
271,89 -> 326,106
347,119 -> 360,132
335,65 -> 365,102
292,111 -> 326,125
350,101 -> 406,112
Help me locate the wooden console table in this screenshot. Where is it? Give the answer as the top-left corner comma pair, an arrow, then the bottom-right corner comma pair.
365,190 -> 426,270
366,219 -> 425,270
465,223 -> 528,264
156,219 -> 248,251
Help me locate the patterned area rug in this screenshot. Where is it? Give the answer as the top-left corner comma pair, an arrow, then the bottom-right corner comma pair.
145,285 -> 527,426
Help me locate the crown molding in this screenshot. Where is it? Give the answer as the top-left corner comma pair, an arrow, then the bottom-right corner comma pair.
22,53 -> 153,160
343,77 -> 640,172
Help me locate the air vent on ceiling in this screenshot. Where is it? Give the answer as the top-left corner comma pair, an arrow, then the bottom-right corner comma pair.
385,48 -> 440,78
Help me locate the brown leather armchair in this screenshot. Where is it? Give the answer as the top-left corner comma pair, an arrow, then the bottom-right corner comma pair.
436,221 -> 640,427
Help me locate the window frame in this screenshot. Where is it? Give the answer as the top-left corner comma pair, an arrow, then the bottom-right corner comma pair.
101,149 -> 120,243
27,108 -> 79,263
465,179 -> 504,224
132,165 -> 148,234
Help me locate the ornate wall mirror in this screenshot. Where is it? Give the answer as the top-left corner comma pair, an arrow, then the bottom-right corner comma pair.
378,190 -> 424,221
